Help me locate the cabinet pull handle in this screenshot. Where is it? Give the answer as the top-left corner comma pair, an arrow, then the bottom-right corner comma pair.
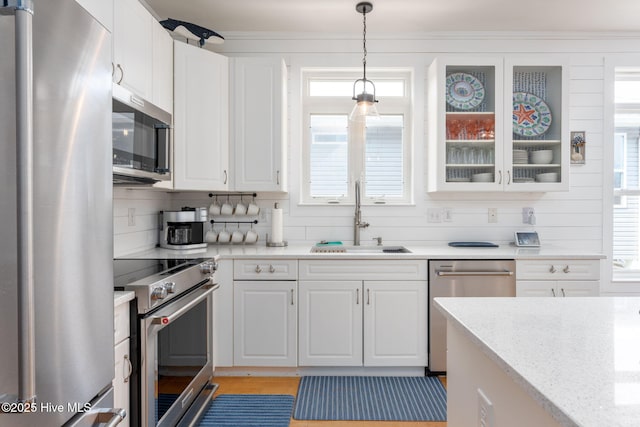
507,170 -> 511,185
123,354 -> 132,382
116,63 -> 123,84
549,265 -> 556,273
563,265 -> 570,273
367,289 -> 370,305
291,289 -> 294,305
561,288 -> 566,297
356,289 -> 360,305
498,170 -> 502,184
276,170 -> 280,185
255,265 -> 262,273
269,264 -> 276,273
551,288 -> 556,297
223,170 -> 228,184
111,62 -> 115,77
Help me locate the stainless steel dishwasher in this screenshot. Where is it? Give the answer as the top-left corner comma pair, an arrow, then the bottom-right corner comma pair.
428,259 -> 516,374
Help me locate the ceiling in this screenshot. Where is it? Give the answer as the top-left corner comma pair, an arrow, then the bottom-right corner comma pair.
144,0 -> 640,36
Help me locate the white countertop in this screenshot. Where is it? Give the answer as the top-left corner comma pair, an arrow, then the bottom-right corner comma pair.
114,290 -> 135,307
118,243 -> 604,260
435,297 -> 640,427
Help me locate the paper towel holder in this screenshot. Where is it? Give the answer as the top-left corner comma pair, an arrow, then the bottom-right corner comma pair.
266,235 -> 288,247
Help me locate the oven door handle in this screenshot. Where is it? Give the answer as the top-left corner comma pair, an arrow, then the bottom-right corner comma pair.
151,282 -> 220,325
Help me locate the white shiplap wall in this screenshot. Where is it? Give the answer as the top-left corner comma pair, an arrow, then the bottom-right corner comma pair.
113,34 -> 614,260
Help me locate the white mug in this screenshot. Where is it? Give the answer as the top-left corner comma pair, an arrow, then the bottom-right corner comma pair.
234,202 -> 247,216
205,229 -> 218,243
231,229 -> 244,243
220,202 -> 234,216
244,229 -> 259,243
208,202 -> 221,216
247,202 -> 260,216
217,229 -> 231,243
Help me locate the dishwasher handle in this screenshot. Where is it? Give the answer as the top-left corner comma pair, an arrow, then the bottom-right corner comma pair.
436,270 -> 514,277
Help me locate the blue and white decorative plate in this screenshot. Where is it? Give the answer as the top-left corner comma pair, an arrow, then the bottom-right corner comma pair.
512,92 -> 552,136
446,73 -> 485,110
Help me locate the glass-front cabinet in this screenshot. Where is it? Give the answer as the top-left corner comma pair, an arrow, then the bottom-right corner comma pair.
427,56 -> 569,192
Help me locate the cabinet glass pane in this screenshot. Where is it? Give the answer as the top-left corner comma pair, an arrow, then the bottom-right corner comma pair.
444,66 -> 496,184
511,66 -> 562,184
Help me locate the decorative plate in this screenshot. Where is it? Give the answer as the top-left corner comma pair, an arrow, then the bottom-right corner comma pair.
446,73 -> 485,110
512,92 -> 552,136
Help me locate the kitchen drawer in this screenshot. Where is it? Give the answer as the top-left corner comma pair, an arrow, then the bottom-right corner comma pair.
114,300 -> 130,345
299,260 -> 427,281
516,259 -> 600,281
234,259 -> 298,280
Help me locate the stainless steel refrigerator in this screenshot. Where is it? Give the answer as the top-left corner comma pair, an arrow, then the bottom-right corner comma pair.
0,1 -> 122,426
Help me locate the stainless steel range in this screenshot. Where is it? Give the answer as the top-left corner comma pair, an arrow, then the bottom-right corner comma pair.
114,257 -> 219,427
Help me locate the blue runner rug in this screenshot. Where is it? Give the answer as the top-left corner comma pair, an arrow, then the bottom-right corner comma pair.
197,394 -> 294,427
293,376 -> 447,421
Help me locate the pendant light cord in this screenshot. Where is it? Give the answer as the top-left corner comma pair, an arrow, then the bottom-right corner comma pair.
361,8 -> 367,82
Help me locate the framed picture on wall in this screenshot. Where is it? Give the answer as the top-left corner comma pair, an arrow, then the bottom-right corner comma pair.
570,131 -> 586,164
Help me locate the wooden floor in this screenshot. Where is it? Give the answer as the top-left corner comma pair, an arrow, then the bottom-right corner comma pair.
212,376 -> 447,427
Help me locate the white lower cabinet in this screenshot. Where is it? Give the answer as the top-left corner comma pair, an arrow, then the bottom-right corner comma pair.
113,299 -> 132,427
232,259 -> 298,366
234,281 -> 297,366
516,259 -> 600,297
298,280 -> 427,367
298,260 -> 428,367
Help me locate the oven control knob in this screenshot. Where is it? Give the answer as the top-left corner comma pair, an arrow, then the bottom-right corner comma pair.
200,261 -> 218,274
164,282 -> 176,294
151,286 -> 168,300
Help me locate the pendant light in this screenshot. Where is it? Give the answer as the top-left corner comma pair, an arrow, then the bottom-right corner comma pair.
349,2 -> 379,123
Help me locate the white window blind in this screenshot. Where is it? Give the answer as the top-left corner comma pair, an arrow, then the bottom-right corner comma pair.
365,115 -> 404,198
310,115 -> 348,197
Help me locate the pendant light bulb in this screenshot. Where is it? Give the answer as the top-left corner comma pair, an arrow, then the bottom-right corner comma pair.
350,2 -> 378,123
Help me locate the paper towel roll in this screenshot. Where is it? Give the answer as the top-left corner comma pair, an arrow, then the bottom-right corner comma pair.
271,203 -> 283,243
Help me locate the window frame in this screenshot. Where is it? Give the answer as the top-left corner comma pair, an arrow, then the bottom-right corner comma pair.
300,69 -> 413,205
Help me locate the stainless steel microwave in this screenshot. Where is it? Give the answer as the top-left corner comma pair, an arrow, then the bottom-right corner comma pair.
112,84 -> 172,185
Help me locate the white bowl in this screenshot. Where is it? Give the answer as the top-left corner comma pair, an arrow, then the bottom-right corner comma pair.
530,150 -> 553,164
535,172 -> 558,182
471,172 -> 494,182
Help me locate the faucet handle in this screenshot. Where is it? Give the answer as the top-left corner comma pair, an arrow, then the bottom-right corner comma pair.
373,237 -> 382,246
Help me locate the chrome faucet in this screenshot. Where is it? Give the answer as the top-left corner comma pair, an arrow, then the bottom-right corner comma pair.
354,179 -> 369,245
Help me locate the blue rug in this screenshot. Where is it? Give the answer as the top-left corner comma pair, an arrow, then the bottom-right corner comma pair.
293,376 -> 447,421
197,394 -> 294,427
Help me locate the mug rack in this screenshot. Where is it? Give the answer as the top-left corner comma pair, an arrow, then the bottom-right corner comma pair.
208,192 -> 257,198
210,219 -> 258,225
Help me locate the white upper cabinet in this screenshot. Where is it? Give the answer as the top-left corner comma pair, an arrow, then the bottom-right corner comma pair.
151,20 -> 174,115
113,0 -> 153,100
173,41 -> 229,191
231,57 -> 287,192
75,0 -> 114,32
427,55 -> 569,192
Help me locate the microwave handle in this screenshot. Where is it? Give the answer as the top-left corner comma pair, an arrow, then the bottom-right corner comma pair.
155,124 -> 171,174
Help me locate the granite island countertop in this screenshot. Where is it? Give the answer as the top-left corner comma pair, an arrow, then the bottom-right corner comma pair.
117,243 -> 605,261
435,296 -> 640,427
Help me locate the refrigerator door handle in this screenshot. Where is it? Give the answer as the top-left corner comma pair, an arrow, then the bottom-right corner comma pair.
1,0 -> 37,405
98,408 -> 127,427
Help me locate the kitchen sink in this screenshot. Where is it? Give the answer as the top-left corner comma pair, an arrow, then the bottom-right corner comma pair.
310,245 -> 411,254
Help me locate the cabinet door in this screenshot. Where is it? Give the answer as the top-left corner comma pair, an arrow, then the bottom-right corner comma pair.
516,280 -> 555,297
363,281 -> 427,367
213,259 -> 234,367
113,338 -> 131,427
173,41 -> 229,191
152,21 -> 174,114
113,0 -> 153,99
504,56 -> 569,191
233,281 -> 297,366
232,57 -> 287,191
427,56 -> 504,192
298,281 -> 362,366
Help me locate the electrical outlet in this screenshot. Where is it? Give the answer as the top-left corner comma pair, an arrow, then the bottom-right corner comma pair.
443,208 -> 453,222
427,208 -> 442,223
522,207 -> 535,225
127,208 -> 136,227
488,208 -> 498,223
478,388 -> 494,427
